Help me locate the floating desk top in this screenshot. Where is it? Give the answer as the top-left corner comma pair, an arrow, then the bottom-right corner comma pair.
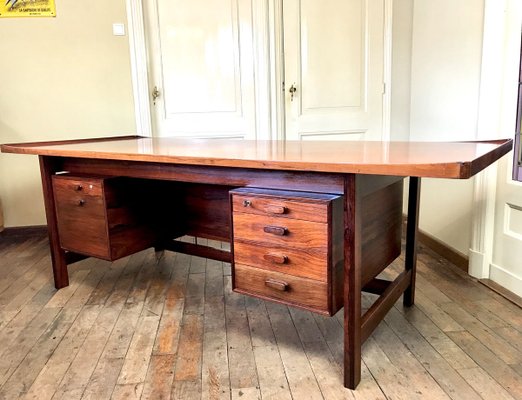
1,136 -> 513,179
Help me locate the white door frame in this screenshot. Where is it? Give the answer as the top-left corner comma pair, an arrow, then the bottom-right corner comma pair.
469,0 -> 522,278
125,0 -> 392,140
126,0 -> 152,137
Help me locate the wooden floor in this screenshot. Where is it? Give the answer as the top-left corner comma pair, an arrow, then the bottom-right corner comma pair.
0,233 -> 522,400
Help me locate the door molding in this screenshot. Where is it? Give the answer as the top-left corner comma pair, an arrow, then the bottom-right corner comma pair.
382,0 -> 393,141
252,0 -> 273,139
126,0 -> 152,137
470,0 -> 522,278
269,0 -> 285,140
470,0 -> 506,278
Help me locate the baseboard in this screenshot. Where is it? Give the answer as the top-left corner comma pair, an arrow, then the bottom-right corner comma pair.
479,278 -> 522,308
418,230 -> 469,272
485,263 -> 522,303
402,217 -> 468,272
0,225 -> 47,238
4,220 -> 471,273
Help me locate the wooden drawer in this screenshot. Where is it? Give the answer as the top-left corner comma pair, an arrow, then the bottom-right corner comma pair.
232,192 -> 329,222
233,241 -> 327,281
230,188 -> 343,315
234,264 -> 332,314
53,175 -> 156,260
233,213 -> 327,251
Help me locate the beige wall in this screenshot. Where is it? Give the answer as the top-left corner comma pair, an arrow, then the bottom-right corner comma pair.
409,0 -> 485,255
0,1 -> 136,227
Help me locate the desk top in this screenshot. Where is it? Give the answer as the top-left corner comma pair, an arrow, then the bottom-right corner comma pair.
1,136 -> 513,179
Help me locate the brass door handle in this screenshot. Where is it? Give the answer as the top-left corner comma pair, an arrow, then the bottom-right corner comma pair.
289,84 -> 297,101
152,86 -> 160,105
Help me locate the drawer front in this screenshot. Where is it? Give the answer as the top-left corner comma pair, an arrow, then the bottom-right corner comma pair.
53,176 -> 110,258
233,213 -> 328,251
233,241 -> 327,281
53,176 -> 104,198
232,194 -> 327,223
234,264 -> 329,313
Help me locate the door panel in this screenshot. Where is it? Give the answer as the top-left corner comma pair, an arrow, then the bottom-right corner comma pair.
301,0 -> 363,110
284,0 -> 385,140
145,0 -> 257,138
492,157 -> 522,297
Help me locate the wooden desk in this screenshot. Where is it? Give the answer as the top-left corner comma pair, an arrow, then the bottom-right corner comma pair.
1,136 -> 513,390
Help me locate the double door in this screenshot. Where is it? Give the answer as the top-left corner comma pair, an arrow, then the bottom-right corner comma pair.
144,0 -> 385,141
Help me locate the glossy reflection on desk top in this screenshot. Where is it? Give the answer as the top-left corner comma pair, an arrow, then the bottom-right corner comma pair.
1,136 -> 513,179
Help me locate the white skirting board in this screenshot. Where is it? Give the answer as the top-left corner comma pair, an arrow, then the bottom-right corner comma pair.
489,263 -> 522,298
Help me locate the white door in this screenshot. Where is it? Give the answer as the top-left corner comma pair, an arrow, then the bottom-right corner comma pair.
485,0 -> 522,298
492,157 -> 522,297
143,0 -> 259,139
283,0 -> 385,141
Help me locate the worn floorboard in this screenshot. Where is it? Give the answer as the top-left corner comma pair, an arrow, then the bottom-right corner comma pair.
0,234 -> 521,399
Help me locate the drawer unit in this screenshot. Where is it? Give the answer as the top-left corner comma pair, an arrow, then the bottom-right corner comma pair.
230,187 -> 343,315
52,174 -> 156,260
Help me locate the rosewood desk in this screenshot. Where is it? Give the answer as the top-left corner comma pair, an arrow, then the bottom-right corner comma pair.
0,136 -> 513,389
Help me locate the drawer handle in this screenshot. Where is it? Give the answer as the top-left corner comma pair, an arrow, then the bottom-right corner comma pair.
265,279 -> 289,291
75,185 -> 83,191
243,199 -> 252,207
263,253 -> 288,264
78,199 -> 85,207
266,205 -> 287,215
263,225 -> 287,236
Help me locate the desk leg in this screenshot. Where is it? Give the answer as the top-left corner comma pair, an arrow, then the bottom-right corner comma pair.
343,175 -> 362,389
404,177 -> 421,307
39,156 -> 69,289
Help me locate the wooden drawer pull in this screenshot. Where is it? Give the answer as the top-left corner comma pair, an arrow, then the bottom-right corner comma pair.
263,225 -> 287,236
263,253 -> 288,264
265,279 -> 288,291
266,205 -> 287,215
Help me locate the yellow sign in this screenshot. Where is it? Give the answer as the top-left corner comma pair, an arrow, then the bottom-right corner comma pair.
0,0 -> 56,18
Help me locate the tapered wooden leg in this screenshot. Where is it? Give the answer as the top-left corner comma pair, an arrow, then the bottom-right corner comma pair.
403,177 -> 421,306
343,175 -> 362,389
39,156 -> 69,289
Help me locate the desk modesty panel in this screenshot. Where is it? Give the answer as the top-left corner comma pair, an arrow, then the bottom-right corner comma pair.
0,136 -> 513,390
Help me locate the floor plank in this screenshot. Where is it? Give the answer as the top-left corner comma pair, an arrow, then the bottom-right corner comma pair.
0,233 -> 520,399
24,304 -> 102,400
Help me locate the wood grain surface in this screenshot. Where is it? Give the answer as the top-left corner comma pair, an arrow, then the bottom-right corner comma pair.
1,232 -> 522,398
1,136 -> 513,178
